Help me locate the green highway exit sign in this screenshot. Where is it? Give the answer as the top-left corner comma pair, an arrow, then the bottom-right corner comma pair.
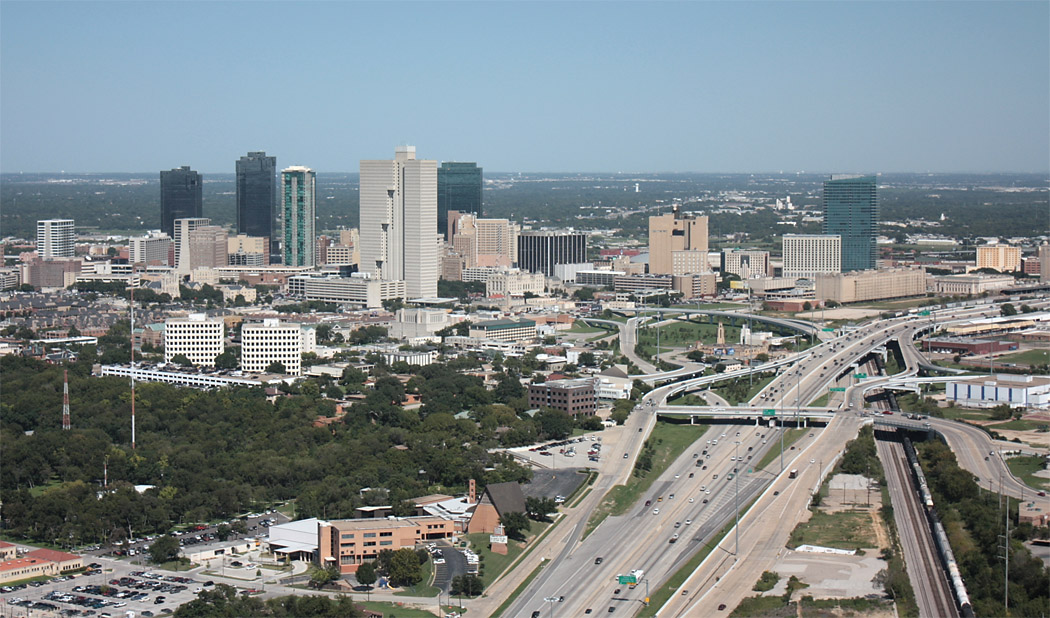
830,387 -> 846,392
618,575 -> 637,585
918,311 -> 931,316
822,328 -> 835,332
763,409 -> 776,416
854,373 -> 868,379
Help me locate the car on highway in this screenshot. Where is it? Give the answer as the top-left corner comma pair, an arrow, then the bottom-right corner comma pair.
595,557 -> 604,564
674,521 -> 681,528
688,497 -> 694,503
685,519 -> 692,525
653,508 -> 659,515
718,604 -> 727,611
623,453 -> 629,459
669,533 -> 679,543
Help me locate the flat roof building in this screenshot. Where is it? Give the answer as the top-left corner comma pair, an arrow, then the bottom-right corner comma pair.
164,313 -> 224,367
528,378 -> 597,416
318,516 -> 455,574
468,319 -> 537,343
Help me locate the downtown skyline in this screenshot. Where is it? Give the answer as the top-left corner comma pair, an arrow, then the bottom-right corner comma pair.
1,1 -> 1048,175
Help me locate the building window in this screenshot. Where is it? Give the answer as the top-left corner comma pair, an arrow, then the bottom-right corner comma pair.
379,541 -> 393,546
363,532 -> 376,538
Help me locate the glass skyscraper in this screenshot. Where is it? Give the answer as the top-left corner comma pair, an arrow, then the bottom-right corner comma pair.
437,162 -> 482,238
236,151 -> 277,260
160,166 -> 202,237
281,166 -> 316,267
822,175 -> 877,272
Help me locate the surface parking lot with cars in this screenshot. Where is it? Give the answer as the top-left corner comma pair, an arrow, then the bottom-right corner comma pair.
1,566 -> 217,617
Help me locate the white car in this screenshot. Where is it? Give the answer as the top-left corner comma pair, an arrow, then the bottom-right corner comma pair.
653,508 -> 660,515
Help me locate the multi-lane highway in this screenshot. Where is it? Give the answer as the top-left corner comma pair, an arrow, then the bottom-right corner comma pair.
493,301 -> 1045,616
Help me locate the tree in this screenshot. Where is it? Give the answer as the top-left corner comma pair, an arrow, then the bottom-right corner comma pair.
356,561 -> 376,600
171,354 -> 193,367
754,352 -> 770,363
451,573 -> 484,597
308,563 -> 340,588
266,361 -> 286,374
500,511 -> 530,540
535,409 -> 573,440
1001,303 -> 1018,316
578,352 -> 596,366
525,496 -> 557,521
231,520 -> 248,535
387,548 -> 422,587
68,325 -> 81,337
573,287 -> 596,301
802,301 -> 812,311
149,535 -> 180,564
215,523 -> 231,541
315,324 -> 333,344
214,349 -> 238,370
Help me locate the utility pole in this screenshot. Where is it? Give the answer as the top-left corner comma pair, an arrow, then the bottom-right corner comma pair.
998,501 -> 1010,613
734,440 -> 741,557
129,278 -> 136,450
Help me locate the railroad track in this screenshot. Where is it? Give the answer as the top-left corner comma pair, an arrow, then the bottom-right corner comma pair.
877,433 -> 958,618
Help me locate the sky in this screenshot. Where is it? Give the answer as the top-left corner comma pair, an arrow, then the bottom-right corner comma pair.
1,1 -> 1048,174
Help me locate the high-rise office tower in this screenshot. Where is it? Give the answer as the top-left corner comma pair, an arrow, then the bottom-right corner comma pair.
160,166 -> 203,237
822,175 -> 877,272
36,219 -> 76,259
281,167 -> 317,268
438,162 -> 482,239
173,217 -> 211,274
359,146 -> 438,298
782,234 -> 842,279
648,205 -> 709,275
236,152 -> 278,261
517,230 -> 588,277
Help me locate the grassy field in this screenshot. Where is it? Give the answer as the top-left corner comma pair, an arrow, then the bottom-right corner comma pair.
567,320 -> 606,334
713,374 -> 776,405
788,510 -> 877,551
583,422 -> 708,538
988,419 -> 1050,432
637,319 -> 743,349
671,302 -> 746,310
28,478 -> 64,497
466,520 -> 548,588
753,428 -> 807,472
356,600 -> 446,617
668,393 -> 708,406
808,392 -> 830,407
996,349 -> 1050,366
1006,455 -> 1050,490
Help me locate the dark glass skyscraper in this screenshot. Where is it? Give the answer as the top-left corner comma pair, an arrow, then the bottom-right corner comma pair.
518,230 -> 587,276
160,166 -> 202,237
236,151 -> 278,259
822,175 -> 877,272
437,162 -> 482,238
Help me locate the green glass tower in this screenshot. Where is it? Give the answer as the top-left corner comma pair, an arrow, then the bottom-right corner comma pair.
437,162 -> 482,238
281,166 -> 316,267
822,175 -> 877,272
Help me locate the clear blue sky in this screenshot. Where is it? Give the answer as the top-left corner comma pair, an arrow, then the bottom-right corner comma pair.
2,1 -> 1047,174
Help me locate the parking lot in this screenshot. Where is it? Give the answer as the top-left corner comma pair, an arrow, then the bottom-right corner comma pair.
1,559 -> 225,617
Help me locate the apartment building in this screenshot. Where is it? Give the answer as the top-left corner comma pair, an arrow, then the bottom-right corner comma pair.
976,244 -> 1021,273
782,234 -> 841,279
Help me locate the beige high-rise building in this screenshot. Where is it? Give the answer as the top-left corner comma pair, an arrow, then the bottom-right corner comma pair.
1040,244 -> 1050,282
188,225 -> 229,270
359,146 -> 437,298
783,234 -> 842,279
228,234 -> 268,266
976,244 -> 1022,272
648,205 -> 708,275
449,213 -> 519,269
173,217 -> 211,274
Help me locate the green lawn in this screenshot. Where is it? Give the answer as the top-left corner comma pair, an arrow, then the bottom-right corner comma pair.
1006,455 -> 1050,490
356,600 -> 446,617
668,393 -> 707,406
637,319 -> 743,349
567,320 -> 606,334
753,429 -> 806,473
808,392 -> 830,407
584,422 -> 708,538
466,519 -> 548,588
28,477 -> 65,497
713,373 -> 776,406
996,349 -> 1050,366
988,419 -> 1049,432
788,510 -> 877,551
729,596 -> 793,617
671,302 -> 747,310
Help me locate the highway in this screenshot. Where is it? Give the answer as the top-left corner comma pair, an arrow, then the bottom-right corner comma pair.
489,301 -> 1044,616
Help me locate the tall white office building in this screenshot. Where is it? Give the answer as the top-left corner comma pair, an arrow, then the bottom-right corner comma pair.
359,146 -> 438,298
37,219 -> 76,259
164,313 -> 224,366
783,234 -> 842,279
241,319 -> 303,376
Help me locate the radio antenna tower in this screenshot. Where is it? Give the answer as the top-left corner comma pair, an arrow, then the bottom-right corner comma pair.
62,369 -> 71,430
129,276 -> 136,450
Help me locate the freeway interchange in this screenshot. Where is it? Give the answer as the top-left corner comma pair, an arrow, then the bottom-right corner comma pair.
500,301 -> 1047,617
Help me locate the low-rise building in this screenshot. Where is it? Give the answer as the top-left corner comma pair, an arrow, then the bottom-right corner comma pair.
528,378 -> 597,416
287,275 -> 406,308
922,337 -> 1018,356
614,273 -> 673,293
929,273 -> 1015,296
318,516 -> 455,574
486,270 -> 544,298
672,272 -> 717,299
468,319 -> 536,343
815,268 -> 927,303
946,374 -> 1050,410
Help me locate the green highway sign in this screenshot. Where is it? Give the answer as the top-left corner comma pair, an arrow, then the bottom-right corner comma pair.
822,327 -> 835,332
830,387 -> 846,392
854,373 -> 868,379
763,409 -> 776,416
918,311 -> 931,316
618,575 -> 637,585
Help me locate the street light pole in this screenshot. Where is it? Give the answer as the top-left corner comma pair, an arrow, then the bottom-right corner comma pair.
734,440 -> 741,557
545,596 -> 557,618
